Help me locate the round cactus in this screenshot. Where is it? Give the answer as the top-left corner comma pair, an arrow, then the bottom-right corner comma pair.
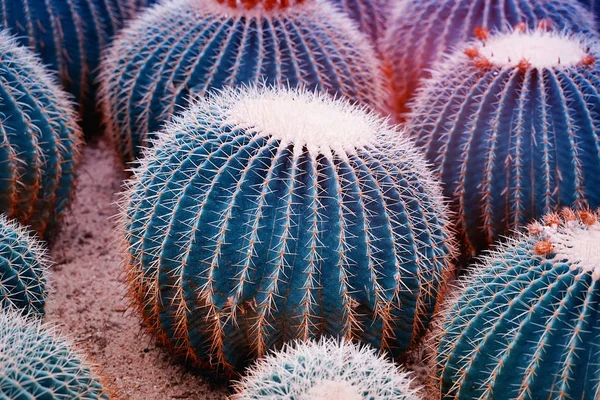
382,0 -> 595,121
0,31 -> 83,237
0,216 -> 48,316
0,310 -> 109,399
99,0 -> 385,163
122,86 -> 455,375
434,208 -> 600,399
233,337 -> 420,399
406,29 -> 600,256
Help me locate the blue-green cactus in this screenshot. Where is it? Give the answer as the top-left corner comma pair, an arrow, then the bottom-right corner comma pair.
0,31 -> 83,237
0,216 -> 48,316
406,30 -> 600,256
434,208 -> 600,399
122,86 -> 455,375
381,0 -> 595,121
99,0 -> 385,163
0,310 -> 109,399
233,338 -> 420,399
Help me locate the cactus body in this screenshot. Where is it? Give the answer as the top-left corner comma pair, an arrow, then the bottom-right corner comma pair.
100,0 -> 384,163
0,31 -> 83,237
122,87 -> 455,375
233,338 -> 420,400
434,209 -> 600,399
382,0 -> 595,120
0,310 -> 109,399
329,0 -> 388,46
0,216 -> 47,316
406,30 -> 600,256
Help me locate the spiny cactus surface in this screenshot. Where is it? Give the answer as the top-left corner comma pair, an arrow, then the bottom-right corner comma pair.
382,0 -> 595,120
122,86 -> 455,375
0,310 -> 109,399
0,31 -> 83,237
407,30 -> 600,256
100,0 -> 384,163
0,216 -> 48,316
434,208 -> 600,399
232,337 -> 420,400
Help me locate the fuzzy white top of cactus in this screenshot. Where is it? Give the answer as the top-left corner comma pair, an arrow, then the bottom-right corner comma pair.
232,337 -> 420,400
478,30 -> 588,69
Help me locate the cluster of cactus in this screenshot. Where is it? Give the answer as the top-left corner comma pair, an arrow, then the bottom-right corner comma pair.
99,0 -> 384,163
0,310 -> 109,399
0,31 -> 83,237
122,86 -> 455,375
233,338 -> 420,399
433,208 -> 600,399
406,29 -> 600,255
382,0 -> 596,120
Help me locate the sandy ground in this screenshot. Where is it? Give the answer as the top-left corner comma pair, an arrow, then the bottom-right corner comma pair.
45,138 -> 228,400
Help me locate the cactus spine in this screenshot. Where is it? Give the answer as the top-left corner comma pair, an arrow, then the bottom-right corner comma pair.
0,310 -> 109,399
99,0 -> 384,163
382,0 -> 595,121
122,86 -> 455,375
0,31 -> 83,237
406,30 -> 600,256
233,338 -> 420,400
434,208 -> 600,399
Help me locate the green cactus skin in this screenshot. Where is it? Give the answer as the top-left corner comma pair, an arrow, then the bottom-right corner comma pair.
0,216 -> 48,316
122,86 -> 455,376
406,30 -> 600,257
0,310 -> 109,399
232,337 -> 420,400
0,31 -> 83,238
434,208 -> 600,400
99,0 -> 385,164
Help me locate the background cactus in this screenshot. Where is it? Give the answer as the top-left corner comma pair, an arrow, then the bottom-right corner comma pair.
99,0 -> 384,163
0,310 -> 109,399
0,216 -> 48,316
0,31 -> 83,237
233,337 -> 420,400
122,86 -> 455,375
433,208 -> 600,399
406,30 -> 600,256
382,0 -> 596,120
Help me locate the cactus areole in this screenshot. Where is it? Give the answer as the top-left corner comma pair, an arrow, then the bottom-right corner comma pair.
123,86 -> 455,375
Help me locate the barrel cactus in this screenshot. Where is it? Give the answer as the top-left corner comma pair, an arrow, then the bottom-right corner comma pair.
233,337 -> 420,399
99,0 -> 384,163
122,86 -> 455,375
0,310 -> 109,399
382,0 -> 595,120
434,208 -> 600,399
406,29 -> 600,256
0,216 -> 48,316
0,31 -> 83,237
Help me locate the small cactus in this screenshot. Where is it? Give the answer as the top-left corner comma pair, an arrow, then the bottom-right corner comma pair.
433,208 -> 600,399
406,29 -> 600,256
0,216 -> 48,316
122,86 -> 455,375
99,0 -> 384,163
0,310 -> 109,399
382,0 -> 595,120
232,337 -> 420,400
0,31 -> 83,237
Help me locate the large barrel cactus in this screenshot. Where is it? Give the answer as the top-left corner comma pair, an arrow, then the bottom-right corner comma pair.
99,0 -> 384,163
122,86 -> 455,375
406,29 -> 600,256
0,310 -> 109,399
382,0 -> 595,120
0,31 -> 83,237
434,208 -> 600,399
233,338 -> 420,400
0,216 -> 48,316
